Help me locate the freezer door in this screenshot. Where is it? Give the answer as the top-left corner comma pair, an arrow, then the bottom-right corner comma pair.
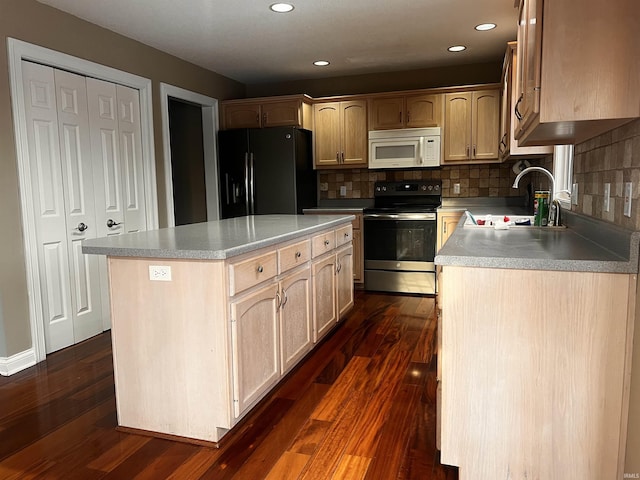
218,129 -> 250,219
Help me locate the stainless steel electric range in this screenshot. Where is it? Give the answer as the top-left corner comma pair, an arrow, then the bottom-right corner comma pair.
363,180 -> 441,295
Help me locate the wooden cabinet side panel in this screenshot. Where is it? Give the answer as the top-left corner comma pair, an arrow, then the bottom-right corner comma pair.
108,257 -> 230,442
440,267 -> 631,478
540,0 -> 640,123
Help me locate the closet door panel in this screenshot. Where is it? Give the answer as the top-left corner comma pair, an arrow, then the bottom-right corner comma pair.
55,69 -> 103,343
22,61 -> 74,353
87,78 -> 124,239
116,85 -> 146,234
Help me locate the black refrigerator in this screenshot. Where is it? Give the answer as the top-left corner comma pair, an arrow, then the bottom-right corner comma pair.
218,127 -> 317,219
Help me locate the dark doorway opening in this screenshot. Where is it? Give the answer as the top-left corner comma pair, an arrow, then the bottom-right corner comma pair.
168,98 -> 207,226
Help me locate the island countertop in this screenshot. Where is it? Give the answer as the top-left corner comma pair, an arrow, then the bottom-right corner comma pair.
82,214 -> 354,260
435,210 -> 640,273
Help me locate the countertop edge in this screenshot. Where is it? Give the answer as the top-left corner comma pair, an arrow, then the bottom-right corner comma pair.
82,215 -> 355,260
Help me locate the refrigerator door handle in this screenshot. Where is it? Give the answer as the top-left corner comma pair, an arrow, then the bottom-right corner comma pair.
225,174 -> 230,205
249,152 -> 255,214
244,152 -> 250,211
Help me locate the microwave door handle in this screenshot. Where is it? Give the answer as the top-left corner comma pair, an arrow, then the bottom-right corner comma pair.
417,139 -> 423,166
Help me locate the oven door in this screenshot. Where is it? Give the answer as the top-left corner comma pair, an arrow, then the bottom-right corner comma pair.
363,212 -> 437,294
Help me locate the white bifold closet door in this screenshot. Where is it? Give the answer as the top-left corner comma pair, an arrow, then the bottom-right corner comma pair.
21,61 -> 147,353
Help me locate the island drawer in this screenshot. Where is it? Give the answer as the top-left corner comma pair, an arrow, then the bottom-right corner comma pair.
335,224 -> 353,248
278,239 -> 311,273
311,230 -> 336,258
228,251 -> 278,296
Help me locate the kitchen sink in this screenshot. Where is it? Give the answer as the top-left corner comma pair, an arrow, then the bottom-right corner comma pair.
463,213 -> 564,229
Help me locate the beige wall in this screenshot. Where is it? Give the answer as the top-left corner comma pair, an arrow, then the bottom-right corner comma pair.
0,0 -> 244,357
246,61 -> 502,98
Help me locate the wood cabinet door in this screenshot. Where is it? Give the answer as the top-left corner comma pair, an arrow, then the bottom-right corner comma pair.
313,102 -> 341,167
262,100 -> 301,128
443,93 -> 472,162
223,103 -> 261,130
515,0 -> 543,138
406,94 -> 442,128
230,283 -> 280,419
336,245 -> 354,320
369,96 -> 404,130
340,100 -> 368,166
472,90 -> 500,161
436,211 -> 464,252
279,268 -> 312,374
311,254 -> 337,342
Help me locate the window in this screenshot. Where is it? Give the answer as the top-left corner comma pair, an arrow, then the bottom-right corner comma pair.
553,145 -> 574,206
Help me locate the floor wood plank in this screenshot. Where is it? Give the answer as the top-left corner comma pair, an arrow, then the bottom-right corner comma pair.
0,291 -> 457,479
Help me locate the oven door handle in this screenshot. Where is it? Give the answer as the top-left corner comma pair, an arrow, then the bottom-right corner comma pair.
364,213 -> 437,221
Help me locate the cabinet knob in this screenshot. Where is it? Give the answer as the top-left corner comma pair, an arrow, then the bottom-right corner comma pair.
324,240 -> 330,246
257,265 -> 264,273
344,232 -> 349,238
295,251 -> 301,258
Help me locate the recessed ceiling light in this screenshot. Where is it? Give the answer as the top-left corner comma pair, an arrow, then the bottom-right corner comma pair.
475,23 -> 497,31
448,45 -> 467,52
270,3 -> 294,13
313,60 -> 330,66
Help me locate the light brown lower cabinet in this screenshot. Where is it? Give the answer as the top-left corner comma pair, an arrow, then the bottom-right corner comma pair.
106,223 -> 353,444
438,266 -> 636,479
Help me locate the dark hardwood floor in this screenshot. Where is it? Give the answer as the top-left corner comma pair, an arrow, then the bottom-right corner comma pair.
0,291 -> 458,479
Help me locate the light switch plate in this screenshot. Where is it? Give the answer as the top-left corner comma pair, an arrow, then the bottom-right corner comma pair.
339,185 -> 347,197
149,265 -> 172,281
604,183 -> 611,212
453,183 -> 461,194
624,182 -> 633,217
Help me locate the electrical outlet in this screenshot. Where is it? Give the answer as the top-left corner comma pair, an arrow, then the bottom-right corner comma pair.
339,185 -> 347,197
453,183 -> 461,194
149,265 -> 172,281
604,183 -> 611,212
572,183 -> 579,205
624,182 -> 633,217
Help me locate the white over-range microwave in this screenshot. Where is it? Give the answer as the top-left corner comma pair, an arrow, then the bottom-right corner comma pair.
368,127 -> 441,169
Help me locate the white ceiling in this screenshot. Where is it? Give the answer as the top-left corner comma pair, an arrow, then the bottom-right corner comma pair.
37,0 -> 519,85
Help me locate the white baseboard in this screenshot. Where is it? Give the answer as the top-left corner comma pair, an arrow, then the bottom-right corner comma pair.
0,348 -> 37,376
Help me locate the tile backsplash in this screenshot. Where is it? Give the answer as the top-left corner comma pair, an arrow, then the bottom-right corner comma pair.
319,162 -> 535,200
572,119 -> 640,230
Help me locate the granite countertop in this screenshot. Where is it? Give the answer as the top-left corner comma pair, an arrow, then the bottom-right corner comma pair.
435,210 -> 640,273
82,214 -> 354,260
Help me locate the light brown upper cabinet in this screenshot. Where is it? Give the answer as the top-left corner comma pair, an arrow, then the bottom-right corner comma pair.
221,95 -> 313,130
369,94 -> 442,130
499,42 -> 552,161
443,89 -> 500,163
313,100 -> 367,169
514,0 -> 639,146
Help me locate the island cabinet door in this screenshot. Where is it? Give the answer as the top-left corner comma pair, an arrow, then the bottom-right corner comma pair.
336,245 -> 354,320
230,283 -> 280,419
311,254 -> 337,342
279,268 -> 312,375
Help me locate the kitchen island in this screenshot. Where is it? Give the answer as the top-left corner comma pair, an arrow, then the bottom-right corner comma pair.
435,210 -> 640,479
82,214 -> 355,445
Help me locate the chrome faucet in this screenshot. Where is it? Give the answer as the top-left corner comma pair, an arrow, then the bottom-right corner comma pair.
512,166 -> 561,225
